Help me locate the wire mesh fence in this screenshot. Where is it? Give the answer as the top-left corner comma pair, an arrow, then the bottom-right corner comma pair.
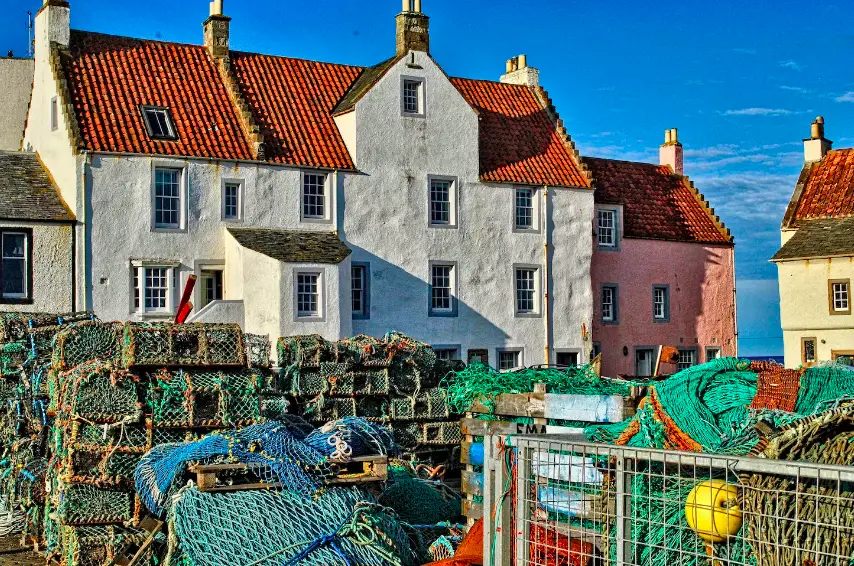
483,435 -> 854,566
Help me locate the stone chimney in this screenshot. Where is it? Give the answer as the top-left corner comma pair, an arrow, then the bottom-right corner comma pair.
500,55 -> 540,88
803,116 -> 832,162
660,128 -> 684,175
396,0 -> 429,55
204,0 -> 230,60
36,0 -> 70,54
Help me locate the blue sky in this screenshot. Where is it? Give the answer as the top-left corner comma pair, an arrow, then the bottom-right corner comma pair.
4,0 -> 854,355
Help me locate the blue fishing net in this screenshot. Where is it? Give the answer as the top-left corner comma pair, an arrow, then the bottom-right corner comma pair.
135,417 -> 398,517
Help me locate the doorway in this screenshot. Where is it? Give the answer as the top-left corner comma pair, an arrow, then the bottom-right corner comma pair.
635,348 -> 655,377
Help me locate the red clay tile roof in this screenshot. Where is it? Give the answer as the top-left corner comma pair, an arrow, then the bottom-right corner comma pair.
451,78 -> 589,188
64,31 -> 254,160
60,30 -> 588,185
782,148 -> 854,228
584,157 -> 732,244
229,52 -> 361,169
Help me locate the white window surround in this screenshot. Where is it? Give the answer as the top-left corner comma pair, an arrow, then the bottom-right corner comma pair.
400,76 -> 426,118
150,163 -> 188,232
130,260 -> 180,316
513,187 -> 540,232
293,268 -> 326,322
351,263 -> 370,320
428,176 -> 458,228
597,206 -> 620,249
432,345 -> 461,361
300,171 -> 332,223
514,264 -> 542,317
221,179 -> 244,222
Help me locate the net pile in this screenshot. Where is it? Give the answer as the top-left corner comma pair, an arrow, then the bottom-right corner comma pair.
0,312 -> 96,544
279,332 -> 464,467
570,358 -> 854,566
39,321 -> 276,566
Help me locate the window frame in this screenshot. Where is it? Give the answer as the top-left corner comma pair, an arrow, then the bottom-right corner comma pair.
293,268 -> 326,322
431,345 -> 461,361
130,261 -> 179,316
555,349 -> 581,368
50,96 -> 58,132
351,262 -> 370,320
400,76 -> 426,118
652,284 -> 670,323
596,206 -> 620,250
427,175 -> 458,228
513,187 -> 540,232
140,105 -> 178,141
601,283 -> 619,324
0,229 -> 33,304
199,267 -> 225,310
300,171 -> 332,223
497,348 -> 523,372
428,261 -> 458,318
829,279 -> 851,315
677,347 -> 698,371
514,264 -> 542,318
801,337 -> 817,366
151,165 -> 187,232
221,179 -> 244,222
705,347 -> 722,362
634,347 -> 656,377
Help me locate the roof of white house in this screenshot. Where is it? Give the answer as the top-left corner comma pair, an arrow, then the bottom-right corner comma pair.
0,151 -> 74,222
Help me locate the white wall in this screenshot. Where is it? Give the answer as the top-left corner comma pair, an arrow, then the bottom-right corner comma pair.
0,58 -> 34,151
0,221 -> 73,313
778,257 -> 854,367
342,51 -> 594,365
85,155 -> 336,324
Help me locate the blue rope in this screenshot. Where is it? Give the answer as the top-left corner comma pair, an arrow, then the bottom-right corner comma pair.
281,533 -> 353,566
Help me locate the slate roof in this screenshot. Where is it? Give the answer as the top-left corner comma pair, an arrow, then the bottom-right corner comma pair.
57,30 -> 588,186
227,227 -> 351,264
782,148 -> 854,229
772,216 -> 854,261
0,152 -> 75,222
451,78 -> 590,188
583,157 -> 732,244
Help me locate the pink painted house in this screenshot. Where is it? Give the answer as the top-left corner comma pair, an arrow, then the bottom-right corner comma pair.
585,130 -> 737,377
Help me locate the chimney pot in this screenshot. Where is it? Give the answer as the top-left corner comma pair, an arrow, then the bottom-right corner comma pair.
660,127 -> 684,175
804,116 -> 832,162
505,59 -> 513,74
210,0 -> 223,16
500,54 -> 539,87
518,54 -> 527,69
664,129 -> 672,144
414,0 -> 421,13
671,128 -> 678,143
402,0 -> 409,11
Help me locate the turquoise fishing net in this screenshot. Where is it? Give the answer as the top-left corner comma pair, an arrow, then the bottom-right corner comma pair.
169,487 -> 417,566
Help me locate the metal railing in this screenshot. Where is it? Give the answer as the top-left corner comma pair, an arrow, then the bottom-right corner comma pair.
482,434 -> 854,566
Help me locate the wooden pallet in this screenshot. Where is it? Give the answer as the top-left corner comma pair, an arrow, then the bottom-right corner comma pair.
190,455 -> 389,493
106,517 -> 164,566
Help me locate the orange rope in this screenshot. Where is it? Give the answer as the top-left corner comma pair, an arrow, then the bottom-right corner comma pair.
648,388 -> 703,452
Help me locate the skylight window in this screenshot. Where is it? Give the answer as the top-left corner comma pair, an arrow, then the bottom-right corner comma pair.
141,106 -> 178,141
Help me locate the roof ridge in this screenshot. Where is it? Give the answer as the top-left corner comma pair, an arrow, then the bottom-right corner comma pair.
532,85 -> 593,188
231,50 -> 364,71
582,155 -> 663,167
71,29 -> 207,50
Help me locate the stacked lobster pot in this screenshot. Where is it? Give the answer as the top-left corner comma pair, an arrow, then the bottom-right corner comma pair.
0,312 -> 95,543
278,332 -> 464,466
43,322 -> 279,566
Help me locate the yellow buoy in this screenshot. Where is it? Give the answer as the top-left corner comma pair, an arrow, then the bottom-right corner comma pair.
685,480 -> 743,542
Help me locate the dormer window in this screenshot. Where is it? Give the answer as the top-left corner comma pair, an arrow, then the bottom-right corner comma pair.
141,106 -> 178,141
401,77 -> 425,117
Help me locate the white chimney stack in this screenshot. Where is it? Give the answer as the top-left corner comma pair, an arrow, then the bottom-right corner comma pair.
660,128 -> 684,175
500,54 -> 539,88
803,116 -> 832,162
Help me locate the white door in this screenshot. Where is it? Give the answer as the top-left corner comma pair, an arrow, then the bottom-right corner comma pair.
635,349 -> 653,376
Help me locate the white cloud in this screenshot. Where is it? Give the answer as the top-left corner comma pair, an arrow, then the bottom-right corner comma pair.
689,154 -> 777,171
691,172 -> 794,224
724,108 -> 792,116
779,60 -> 804,71
836,92 -> 854,103
780,85 -> 810,93
683,144 -> 740,158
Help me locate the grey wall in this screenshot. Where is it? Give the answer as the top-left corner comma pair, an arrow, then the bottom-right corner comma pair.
0,58 -> 34,151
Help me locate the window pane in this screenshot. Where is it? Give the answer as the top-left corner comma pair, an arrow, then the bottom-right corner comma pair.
297,273 -> 320,317
303,174 -> 326,219
678,350 -> 696,370
144,107 -> 175,139
516,189 -> 533,229
154,169 -> 181,228
803,340 -> 816,363
602,287 -> 615,321
598,210 -> 615,246
144,267 -> 168,311
516,268 -> 536,313
1,233 -> 27,298
833,282 -> 850,311
403,80 -> 420,114
654,287 -> 667,319
556,352 -> 578,367
434,348 -> 457,361
499,351 -> 520,371
352,266 -> 365,315
431,265 -> 453,311
224,183 -> 240,219
430,180 -> 452,225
